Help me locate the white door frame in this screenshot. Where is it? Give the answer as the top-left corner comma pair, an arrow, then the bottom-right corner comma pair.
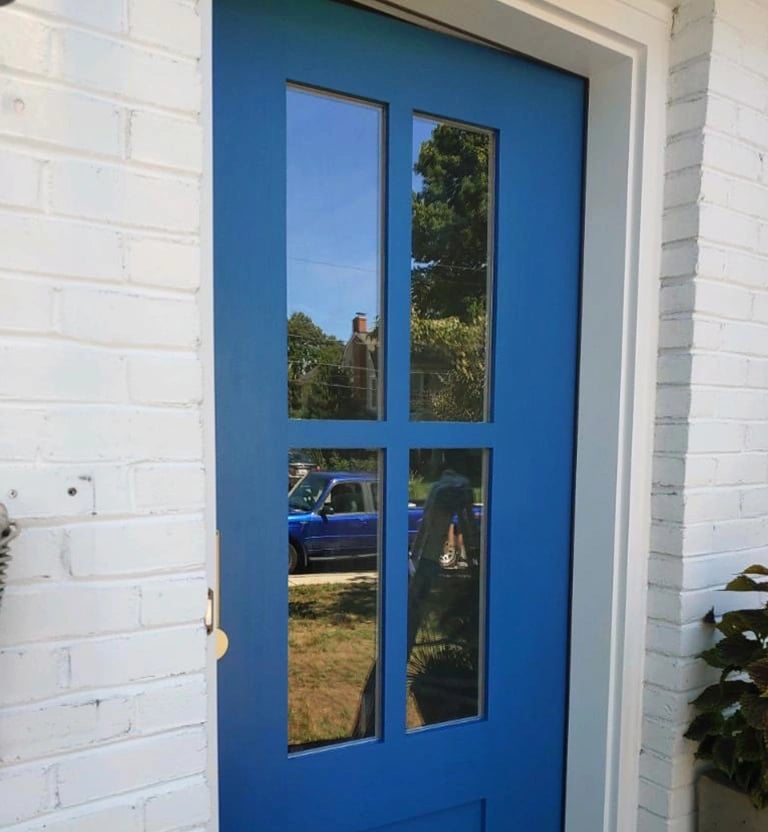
199,1 -> 671,829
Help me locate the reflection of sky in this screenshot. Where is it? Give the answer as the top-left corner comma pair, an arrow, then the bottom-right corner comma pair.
286,87 -> 438,341
287,88 -> 381,342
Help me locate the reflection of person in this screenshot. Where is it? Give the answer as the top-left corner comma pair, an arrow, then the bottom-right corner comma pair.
445,521 -> 464,561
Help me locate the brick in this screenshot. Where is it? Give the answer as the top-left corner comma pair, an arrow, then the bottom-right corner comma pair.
144,776 -> 209,832
689,352 -> 749,386
127,354 -> 202,404
661,241 -> 697,279
17,0 -> 126,32
666,96 -> 708,139
0,11 -> 52,76
51,28 -> 200,113
0,696 -> 132,764
0,213 -> 123,280
715,452 -> 768,485
48,160 -> 200,233
68,626 -> 205,689
129,110 -> 203,173
0,408 -> 47,460
132,464 -> 205,511
7,802 -> 142,832
129,0 -> 202,58
0,277 -> 53,333
0,646 -> 63,707
659,280 -> 695,315
57,286 -> 199,348
67,516 -> 205,577
703,130 -> 763,180
140,575 -> 206,627
664,169 -> 701,209
134,676 -> 206,734
699,203 -> 761,250
662,204 -> 699,244
6,526 -> 66,584
667,59 -> 711,103
709,54 -> 768,110
0,765 -> 52,826
40,407 -> 203,462
56,729 -> 206,807
124,236 -> 200,290
686,420 -> 744,453
0,584 -> 140,646
0,149 -> 41,209
0,342 -> 126,402
0,77 -> 122,157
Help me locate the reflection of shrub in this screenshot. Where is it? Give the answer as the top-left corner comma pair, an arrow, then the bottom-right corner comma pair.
409,473 -> 427,503
407,572 -> 480,727
408,641 -> 478,725
295,449 -> 378,473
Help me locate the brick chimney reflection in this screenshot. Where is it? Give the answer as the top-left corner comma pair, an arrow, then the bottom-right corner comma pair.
352,313 -> 367,334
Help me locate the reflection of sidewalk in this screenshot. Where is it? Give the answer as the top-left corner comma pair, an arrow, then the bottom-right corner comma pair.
289,571 -> 376,587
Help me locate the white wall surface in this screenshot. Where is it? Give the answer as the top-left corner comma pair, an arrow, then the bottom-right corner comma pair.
643,0 -> 768,829
0,1 -> 210,830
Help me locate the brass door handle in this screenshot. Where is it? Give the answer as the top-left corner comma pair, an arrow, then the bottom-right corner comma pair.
206,530 -> 230,660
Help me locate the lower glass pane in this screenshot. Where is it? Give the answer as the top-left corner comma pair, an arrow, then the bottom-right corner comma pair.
407,448 -> 487,729
288,448 -> 381,751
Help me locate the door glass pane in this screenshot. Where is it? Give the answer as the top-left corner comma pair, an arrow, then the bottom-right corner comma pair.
407,448 -> 487,729
287,86 -> 383,420
288,448 -> 381,751
410,117 -> 493,422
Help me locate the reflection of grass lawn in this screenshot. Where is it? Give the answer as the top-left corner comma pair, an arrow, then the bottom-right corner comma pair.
288,579 -> 425,748
288,580 -> 377,748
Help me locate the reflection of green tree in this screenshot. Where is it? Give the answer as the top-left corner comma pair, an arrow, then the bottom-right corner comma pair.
411,124 -> 489,421
288,312 -> 365,419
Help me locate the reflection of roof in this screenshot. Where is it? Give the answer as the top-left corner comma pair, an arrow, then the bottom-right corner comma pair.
341,331 -> 379,370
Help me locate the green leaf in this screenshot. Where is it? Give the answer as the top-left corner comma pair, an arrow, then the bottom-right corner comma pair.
743,565 -> 768,577
735,728 -> 763,762
700,646 -> 730,669
740,693 -> 768,731
725,575 -> 768,592
692,680 -> 755,711
713,736 -> 738,777
693,734 -> 716,760
747,658 -> 768,693
715,635 -> 763,669
717,609 -> 768,641
685,711 -> 724,741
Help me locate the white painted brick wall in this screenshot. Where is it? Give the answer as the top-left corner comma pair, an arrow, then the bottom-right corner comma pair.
642,0 -> 768,829
0,2 -> 209,831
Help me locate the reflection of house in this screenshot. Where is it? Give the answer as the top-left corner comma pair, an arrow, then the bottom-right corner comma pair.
341,313 -> 378,415
342,312 -> 446,418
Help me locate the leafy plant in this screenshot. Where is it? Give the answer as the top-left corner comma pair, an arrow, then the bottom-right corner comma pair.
685,564 -> 768,809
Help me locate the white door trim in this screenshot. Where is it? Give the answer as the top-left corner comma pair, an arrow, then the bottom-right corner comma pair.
200,2 -> 670,829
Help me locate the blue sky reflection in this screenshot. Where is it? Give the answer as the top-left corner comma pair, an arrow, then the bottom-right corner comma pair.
287,87 -> 382,341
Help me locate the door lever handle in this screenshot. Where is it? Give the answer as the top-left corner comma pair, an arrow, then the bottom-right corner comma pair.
206,530 -> 230,660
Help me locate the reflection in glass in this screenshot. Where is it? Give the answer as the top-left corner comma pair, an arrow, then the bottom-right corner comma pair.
286,86 -> 383,420
288,449 -> 380,751
410,117 -> 493,422
406,449 -> 486,729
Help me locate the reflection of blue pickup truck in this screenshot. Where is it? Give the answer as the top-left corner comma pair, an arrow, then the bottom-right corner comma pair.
288,471 -> 480,573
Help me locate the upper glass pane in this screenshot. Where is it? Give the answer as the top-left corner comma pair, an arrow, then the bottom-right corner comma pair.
287,86 -> 383,420
410,117 -> 493,422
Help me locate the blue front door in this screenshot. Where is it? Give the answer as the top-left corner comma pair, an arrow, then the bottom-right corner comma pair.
214,2 -> 585,830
